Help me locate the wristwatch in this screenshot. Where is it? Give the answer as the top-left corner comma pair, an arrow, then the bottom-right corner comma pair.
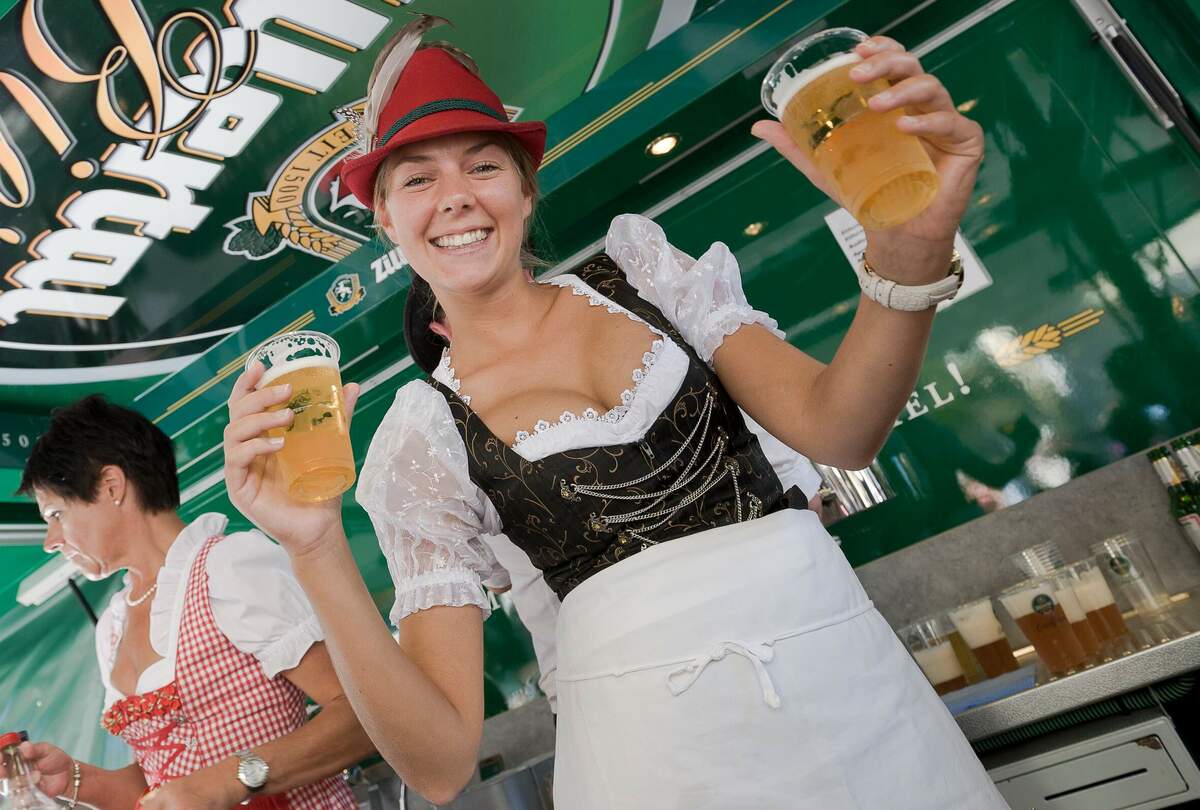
856,249 -> 964,311
235,750 -> 270,794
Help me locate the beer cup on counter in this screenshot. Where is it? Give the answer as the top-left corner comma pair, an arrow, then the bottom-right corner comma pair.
946,624 -> 987,685
245,331 -> 356,502
1050,570 -> 1103,664
998,577 -> 1089,678
947,597 -> 1020,679
1089,534 -> 1173,617
899,615 -> 970,696
760,27 -> 939,229
1065,559 -> 1132,657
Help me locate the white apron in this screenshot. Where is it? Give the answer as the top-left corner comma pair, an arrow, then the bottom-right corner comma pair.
552,508 -> 1008,809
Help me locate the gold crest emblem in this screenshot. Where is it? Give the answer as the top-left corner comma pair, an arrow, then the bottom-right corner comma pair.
327,273 -> 365,316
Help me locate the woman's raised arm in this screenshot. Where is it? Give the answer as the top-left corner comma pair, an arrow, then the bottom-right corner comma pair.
710,37 -> 982,468
223,367 -> 487,802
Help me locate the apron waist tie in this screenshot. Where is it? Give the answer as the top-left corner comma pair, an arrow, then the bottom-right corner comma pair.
557,602 -> 875,688
666,640 -> 782,708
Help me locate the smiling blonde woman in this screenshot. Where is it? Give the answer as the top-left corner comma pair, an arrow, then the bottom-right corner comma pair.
223,15 -> 1005,809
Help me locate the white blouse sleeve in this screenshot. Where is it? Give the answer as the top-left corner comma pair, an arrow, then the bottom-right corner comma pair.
206,531 -> 324,678
356,380 -> 505,626
94,595 -> 126,709
605,213 -> 785,365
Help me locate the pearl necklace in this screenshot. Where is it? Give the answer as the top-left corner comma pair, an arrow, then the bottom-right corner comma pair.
124,582 -> 158,607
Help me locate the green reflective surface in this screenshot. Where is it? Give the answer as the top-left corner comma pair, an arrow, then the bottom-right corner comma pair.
649,0 -> 1200,560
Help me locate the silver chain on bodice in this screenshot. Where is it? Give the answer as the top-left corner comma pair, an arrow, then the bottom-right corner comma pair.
560,389 -> 762,550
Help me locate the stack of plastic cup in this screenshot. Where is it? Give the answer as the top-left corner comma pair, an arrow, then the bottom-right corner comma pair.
1090,533 -> 1195,645
1008,541 -> 1067,579
1089,534 -> 1172,616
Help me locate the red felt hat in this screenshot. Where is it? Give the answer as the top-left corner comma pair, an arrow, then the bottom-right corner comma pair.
339,48 -> 546,210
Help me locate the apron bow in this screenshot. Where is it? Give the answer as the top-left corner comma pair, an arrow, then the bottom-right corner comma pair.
666,640 -> 782,708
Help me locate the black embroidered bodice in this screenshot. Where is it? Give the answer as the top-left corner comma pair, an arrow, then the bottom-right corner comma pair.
429,255 -> 800,600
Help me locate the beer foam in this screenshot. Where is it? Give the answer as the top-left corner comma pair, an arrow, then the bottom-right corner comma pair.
772,51 -> 864,114
1055,582 -> 1087,622
1071,568 -> 1116,612
259,354 -> 338,387
998,580 -> 1056,619
948,601 -> 1005,647
912,640 -> 963,685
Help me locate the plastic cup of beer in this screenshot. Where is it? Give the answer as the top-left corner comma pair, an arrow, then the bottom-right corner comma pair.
946,625 -> 987,685
998,577 -> 1089,678
760,27 -> 939,230
947,597 -> 1019,679
1089,534 -> 1172,617
899,615 -> 969,696
245,331 -> 356,503
1049,570 -> 1103,664
1066,559 -> 1132,656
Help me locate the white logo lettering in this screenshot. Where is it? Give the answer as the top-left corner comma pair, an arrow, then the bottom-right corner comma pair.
372,247 -> 407,284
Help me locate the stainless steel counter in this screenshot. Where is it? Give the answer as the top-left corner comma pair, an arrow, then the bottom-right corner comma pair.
955,629 -> 1200,742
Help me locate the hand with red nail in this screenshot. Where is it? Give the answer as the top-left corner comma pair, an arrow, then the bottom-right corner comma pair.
752,36 -> 984,282
223,361 -> 362,559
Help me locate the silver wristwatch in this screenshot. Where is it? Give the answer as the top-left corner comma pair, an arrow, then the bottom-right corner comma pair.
235,750 -> 270,794
855,249 -> 964,311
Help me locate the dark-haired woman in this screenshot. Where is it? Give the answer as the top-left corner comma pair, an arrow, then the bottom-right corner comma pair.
17,395 -> 372,809
224,17 -> 1005,809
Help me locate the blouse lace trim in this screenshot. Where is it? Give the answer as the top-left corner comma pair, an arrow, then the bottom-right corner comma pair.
435,352 -> 472,406
434,275 -> 668,450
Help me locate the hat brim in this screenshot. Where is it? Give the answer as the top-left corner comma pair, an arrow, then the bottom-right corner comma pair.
339,110 -> 547,210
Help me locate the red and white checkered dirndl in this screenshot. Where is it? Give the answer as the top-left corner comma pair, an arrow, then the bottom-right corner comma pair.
102,534 -> 356,808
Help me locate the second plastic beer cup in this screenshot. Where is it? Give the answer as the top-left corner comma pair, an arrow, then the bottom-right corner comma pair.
760,27 -> 939,229
948,597 -> 1020,679
1072,560 -> 1130,637
1050,570 -> 1103,663
1063,560 -> 1131,658
899,615 -> 969,696
998,578 -> 1088,678
246,331 -> 356,503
